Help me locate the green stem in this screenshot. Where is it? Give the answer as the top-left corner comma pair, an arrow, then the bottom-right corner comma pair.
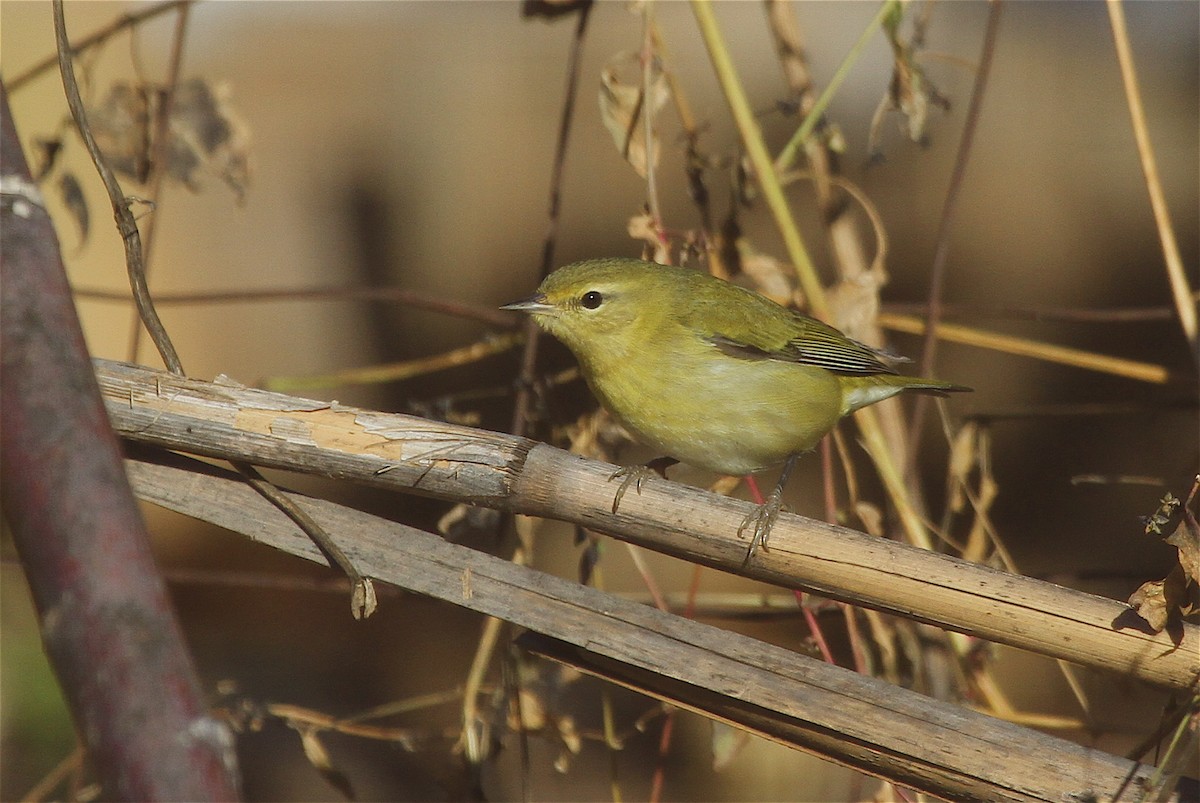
690,0 -> 827,318
775,0 -> 896,172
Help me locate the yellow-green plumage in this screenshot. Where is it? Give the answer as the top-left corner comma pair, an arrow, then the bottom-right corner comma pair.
503,258 -> 967,478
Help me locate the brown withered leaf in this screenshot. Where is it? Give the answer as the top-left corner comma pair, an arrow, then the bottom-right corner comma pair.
86,78 -> 251,201
57,172 -> 89,246
598,52 -> 669,178
626,210 -> 669,265
867,1 -> 950,159
521,0 -> 590,19
1164,505 -> 1200,589
1127,565 -> 1190,633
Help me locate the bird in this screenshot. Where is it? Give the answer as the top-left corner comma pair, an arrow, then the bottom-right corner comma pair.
502,257 -> 970,564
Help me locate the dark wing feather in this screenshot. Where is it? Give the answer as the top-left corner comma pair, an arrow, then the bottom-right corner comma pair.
708,312 -> 898,376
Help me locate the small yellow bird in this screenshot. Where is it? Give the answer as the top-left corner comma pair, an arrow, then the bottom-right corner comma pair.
502,258 -> 969,563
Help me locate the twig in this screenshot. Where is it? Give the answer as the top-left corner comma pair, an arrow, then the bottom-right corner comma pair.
691,0 -> 827,315
908,0 -> 1003,463
7,0 -> 192,92
774,0 -> 894,172
53,0 -> 372,617
1106,0 -> 1198,363
261,332 -> 523,393
73,282 -> 517,327
53,0 -> 183,373
125,1 -> 190,364
879,312 -> 1171,384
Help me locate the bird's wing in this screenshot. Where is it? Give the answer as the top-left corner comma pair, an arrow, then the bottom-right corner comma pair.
705,310 -> 898,376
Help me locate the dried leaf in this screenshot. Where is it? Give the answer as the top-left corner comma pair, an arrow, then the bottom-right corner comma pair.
626,210 -> 669,265
167,79 -> 252,201
86,78 -> 251,201
1127,565 -> 1189,633
867,1 -> 950,159
57,172 -> 89,246
295,726 -> 355,800
88,83 -> 153,183
521,0 -> 590,19
598,52 -> 668,178
1164,505 -> 1200,588
32,137 -> 63,180
351,577 -> 377,620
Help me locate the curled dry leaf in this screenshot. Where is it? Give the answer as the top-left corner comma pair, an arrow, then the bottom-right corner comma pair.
1164,509 -> 1200,588
57,172 -> 89,246
867,1 -> 950,159
598,52 -> 669,178
86,78 -> 251,201
626,210 -> 669,265
1130,481 -> 1200,631
1128,566 -> 1190,633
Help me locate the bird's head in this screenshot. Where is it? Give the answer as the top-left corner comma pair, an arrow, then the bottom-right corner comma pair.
501,258 -> 668,359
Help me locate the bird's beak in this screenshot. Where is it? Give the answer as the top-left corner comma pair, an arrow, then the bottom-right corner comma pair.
500,293 -> 555,314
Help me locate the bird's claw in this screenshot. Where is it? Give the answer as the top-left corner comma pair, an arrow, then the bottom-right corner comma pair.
608,457 -> 677,514
738,492 -> 785,567
608,465 -> 656,514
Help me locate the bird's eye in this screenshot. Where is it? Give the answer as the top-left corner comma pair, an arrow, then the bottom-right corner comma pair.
580,290 -> 603,310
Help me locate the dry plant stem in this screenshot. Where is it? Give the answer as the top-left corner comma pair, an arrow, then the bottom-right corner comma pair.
54,0 -> 369,613
96,359 -> 1200,692
880,312 -> 1171,384
691,0 -> 827,314
641,2 -> 663,232
126,1 -> 190,364
908,0 -> 1003,462
123,450 -> 1162,802
773,0 -> 895,173
7,0 -> 191,92
695,0 -> 932,550
471,1 -> 593,772
1106,0 -> 1199,361
883,298 -> 1193,324
53,0 -> 183,374
74,283 -> 516,327
513,0 -> 592,437
0,83 -> 239,800
263,332 -> 523,393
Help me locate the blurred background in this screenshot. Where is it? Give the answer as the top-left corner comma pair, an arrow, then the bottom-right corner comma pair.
2,1 -> 1197,800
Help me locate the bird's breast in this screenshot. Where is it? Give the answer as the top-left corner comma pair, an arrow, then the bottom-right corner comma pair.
580,340 -> 844,476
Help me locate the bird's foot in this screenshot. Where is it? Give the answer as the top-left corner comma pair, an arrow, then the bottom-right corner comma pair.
738,490 -> 786,567
608,457 -> 677,514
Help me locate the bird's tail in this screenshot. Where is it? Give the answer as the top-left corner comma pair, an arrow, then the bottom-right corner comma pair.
839,375 -> 971,415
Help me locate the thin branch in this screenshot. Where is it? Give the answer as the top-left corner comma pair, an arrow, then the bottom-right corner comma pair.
96,359 -> 1200,692
774,0 -> 894,172
908,0 -> 1003,461
51,1 -> 372,617
53,0 -> 183,373
879,312 -> 1171,384
72,282 -> 517,327
1106,0 -> 1199,362
7,0 -> 192,92
126,1 -> 190,363
123,447 -> 1165,802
